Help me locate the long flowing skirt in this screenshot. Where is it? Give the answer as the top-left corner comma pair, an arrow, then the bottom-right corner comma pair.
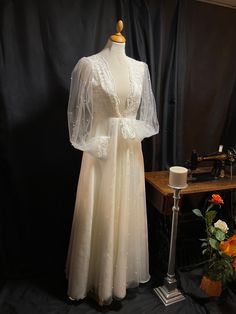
66,118 -> 150,304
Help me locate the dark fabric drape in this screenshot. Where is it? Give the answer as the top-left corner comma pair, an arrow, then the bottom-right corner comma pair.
153,0 -> 236,168
0,0 -> 236,280
181,1 -> 236,164
0,0 -> 162,279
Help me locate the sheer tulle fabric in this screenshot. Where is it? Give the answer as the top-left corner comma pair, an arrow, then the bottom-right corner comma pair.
66,54 -> 159,304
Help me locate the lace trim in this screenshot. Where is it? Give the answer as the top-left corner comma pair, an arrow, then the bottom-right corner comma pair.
123,59 -> 144,116
99,54 -> 123,116
93,54 -> 121,117
120,120 -> 136,139
125,58 -> 135,115
96,137 -> 109,158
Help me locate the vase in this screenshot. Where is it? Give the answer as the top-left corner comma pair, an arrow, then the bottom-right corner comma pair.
200,275 -> 222,297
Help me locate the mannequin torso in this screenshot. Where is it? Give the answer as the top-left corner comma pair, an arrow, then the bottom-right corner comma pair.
99,40 -> 130,110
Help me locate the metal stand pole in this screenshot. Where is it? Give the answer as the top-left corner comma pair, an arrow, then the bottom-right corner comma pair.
154,188 -> 185,306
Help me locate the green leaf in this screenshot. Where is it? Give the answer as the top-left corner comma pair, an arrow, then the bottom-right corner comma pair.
224,258 -> 234,272
192,208 -> 203,217
209,238 -> 219,250
201,242 -> 207,247
215,229 -> 226,241
202,248 -> 207,255
199,238 -> 207,241
209,226 -> 215,234
206,203 -> 214,213
221,259 -> 234,285
205,210 -> 217,226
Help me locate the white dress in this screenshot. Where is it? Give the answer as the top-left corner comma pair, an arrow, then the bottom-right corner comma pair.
66,53 -> 159,304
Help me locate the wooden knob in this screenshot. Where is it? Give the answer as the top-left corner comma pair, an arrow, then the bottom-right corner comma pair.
116,20 -> 123,33
110,19 -> 126,43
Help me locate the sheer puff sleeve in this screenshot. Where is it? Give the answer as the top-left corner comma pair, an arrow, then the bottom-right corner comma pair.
135,63 -> 159,141
68,57 -> 110,158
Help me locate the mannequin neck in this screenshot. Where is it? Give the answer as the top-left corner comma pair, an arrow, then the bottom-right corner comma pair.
101,39 -> 126,58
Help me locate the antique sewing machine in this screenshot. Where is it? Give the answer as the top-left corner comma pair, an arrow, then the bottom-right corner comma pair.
186,146 -> 236,182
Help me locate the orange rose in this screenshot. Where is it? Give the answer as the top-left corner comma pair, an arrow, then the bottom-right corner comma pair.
232,258 -> 236,272
209,194 -> 224,205
220,234 -> 236,256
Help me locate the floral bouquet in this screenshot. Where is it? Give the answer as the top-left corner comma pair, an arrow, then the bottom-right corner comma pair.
192,194 -> 236,297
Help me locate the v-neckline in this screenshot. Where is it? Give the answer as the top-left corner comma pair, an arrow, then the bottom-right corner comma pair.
97,54 -> 133,113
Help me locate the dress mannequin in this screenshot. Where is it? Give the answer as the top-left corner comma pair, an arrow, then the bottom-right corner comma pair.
66,20 -> 159,305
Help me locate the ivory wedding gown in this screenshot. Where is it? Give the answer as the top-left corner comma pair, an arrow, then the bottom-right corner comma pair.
66,52 -> 159,304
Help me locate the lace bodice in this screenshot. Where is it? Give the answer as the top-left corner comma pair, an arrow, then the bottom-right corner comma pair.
68,54 -> 159,158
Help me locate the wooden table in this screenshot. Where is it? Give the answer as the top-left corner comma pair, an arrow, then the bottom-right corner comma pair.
145,169 -> 236,214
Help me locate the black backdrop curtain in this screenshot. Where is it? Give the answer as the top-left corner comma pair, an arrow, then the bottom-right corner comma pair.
0,0 -> 236,279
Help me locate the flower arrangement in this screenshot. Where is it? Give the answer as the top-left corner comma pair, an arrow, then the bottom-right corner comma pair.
192,194 -> 236,296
